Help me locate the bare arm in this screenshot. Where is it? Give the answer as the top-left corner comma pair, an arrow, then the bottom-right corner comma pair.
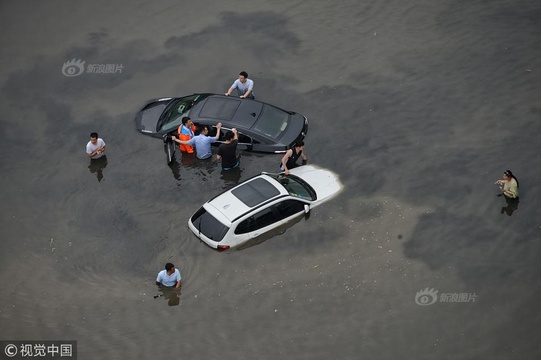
240,89 -> 252,99
87,146 -> 105,158
171,136 -> 189,145
215,122 -> 222,140
225,81 -> 237,96
281,149 -> 293,175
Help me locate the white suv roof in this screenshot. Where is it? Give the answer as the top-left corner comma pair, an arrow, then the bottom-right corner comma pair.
205,175 -> 289,222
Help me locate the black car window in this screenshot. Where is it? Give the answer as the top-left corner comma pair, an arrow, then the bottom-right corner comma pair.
275,200 -> 305,220
238,133 -> 253,144
159,95 -> 206,133
207,125 -> 258,145
207,125 -> 222,139
252,104 -> 290,139
235,207 -> 278,234
191,207 -> 229,242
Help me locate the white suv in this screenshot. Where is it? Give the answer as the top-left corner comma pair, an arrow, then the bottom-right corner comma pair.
188,165 -> 342,250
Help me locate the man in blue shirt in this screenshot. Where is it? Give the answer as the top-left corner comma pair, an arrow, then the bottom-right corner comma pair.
173,123 -> 222,159
156,263 -> 182,288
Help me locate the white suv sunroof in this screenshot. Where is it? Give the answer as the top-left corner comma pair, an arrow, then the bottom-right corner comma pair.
231,178 -> 281,207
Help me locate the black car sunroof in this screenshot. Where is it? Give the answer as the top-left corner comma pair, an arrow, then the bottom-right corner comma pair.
231,178 -> 280,207
200,98 -> 240,120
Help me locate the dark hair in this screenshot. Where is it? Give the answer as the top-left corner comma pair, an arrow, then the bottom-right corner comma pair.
181,117 -> 191,125
199,125 -> 209,134
504,170 -> 519,187
225,131 -> 234,141
90,132 -> 98,138
294,140 -> 304,148
165,263 -> 174,271
239,71 -> 248,78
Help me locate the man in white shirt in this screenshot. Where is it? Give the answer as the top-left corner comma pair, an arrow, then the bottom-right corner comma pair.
156,263 -> 182,288
225,71 -> 254,99
86,132 -> 106,159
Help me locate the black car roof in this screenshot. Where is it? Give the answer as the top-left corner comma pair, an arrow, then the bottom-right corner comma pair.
196,96 -> 264,129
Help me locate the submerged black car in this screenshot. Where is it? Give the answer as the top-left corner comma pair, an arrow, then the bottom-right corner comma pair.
135,94 -> 308,153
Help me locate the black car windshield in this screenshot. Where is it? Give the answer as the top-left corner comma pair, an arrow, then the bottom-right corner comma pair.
158,94 -> 208,133
271,174 -> 316,201
191,206 -> 229,242
252,104 -> 290,139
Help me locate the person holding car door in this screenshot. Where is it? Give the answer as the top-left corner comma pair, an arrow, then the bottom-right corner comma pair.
217,128 -> 240,170
172,123 -> 222,160
175,116 -> 196,153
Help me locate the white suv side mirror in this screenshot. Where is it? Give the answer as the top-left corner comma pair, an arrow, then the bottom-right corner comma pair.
304,204 -> 310,214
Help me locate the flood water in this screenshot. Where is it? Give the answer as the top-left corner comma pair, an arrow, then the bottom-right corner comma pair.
1,1 -> 540,359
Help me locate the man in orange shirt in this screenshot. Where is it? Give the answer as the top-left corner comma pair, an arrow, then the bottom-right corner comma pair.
174,117 -> 196,153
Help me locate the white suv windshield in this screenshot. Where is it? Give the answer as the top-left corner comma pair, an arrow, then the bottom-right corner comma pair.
273,175 -> 316,201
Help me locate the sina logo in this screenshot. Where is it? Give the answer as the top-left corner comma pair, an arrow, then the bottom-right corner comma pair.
62,59 -> 86,77
415,288 -> 439,306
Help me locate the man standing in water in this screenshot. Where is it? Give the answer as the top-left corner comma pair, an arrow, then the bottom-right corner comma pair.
280,140 -> 308,175
86,132 -> 107,182
175,116 -> 196,154
86,132 -> 106,159
217,128 -> 240,170
155,263 -> 182,289
172,123 -> 222,160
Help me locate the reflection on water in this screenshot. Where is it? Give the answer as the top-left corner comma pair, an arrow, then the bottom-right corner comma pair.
168,158 -> 181,180
500,196 -> 519,216
88,156 -> 107,182
179,152 -> 198,168
220,167 -> 242,189
154,287 -> 181,306
167,148 -> 246,188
